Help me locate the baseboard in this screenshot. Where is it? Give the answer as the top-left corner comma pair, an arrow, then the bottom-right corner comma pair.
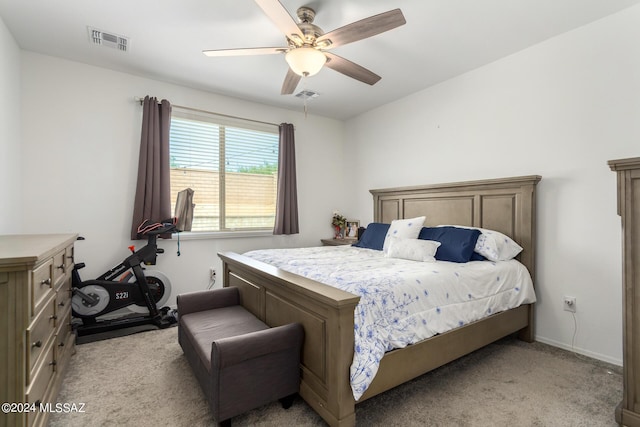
534,335 -> 622,366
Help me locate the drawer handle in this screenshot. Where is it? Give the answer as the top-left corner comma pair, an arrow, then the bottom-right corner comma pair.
49,315 -> 58,320
58,342 -> 65,347
48,360 -> 57,367
58,301 -> 65,307
40,278 -> 51,286
32,340 -> 42,348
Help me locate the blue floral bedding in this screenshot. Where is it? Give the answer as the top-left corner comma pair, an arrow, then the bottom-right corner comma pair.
243,245 -> 536,400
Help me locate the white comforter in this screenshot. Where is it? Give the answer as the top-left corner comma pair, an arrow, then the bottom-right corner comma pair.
243,245 -> 536,400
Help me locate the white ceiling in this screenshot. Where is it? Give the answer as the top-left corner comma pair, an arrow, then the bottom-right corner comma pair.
1,0 -> 639,120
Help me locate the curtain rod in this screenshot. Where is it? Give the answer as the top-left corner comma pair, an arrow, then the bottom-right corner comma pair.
134,96 -> 279,128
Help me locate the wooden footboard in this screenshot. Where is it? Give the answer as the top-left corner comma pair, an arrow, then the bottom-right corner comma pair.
359,304 -> 530,401
219,175 -> 540,427
219,252 -> 360,426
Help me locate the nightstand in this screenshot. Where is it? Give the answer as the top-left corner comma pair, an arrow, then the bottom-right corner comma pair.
321,239 -> 356,246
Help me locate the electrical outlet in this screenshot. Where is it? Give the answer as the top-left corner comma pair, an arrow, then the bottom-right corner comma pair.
209,267 -> 216,280
563,296 -> 576,313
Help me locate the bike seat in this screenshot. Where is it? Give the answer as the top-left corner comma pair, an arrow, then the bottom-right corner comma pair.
74,262 -> 86,270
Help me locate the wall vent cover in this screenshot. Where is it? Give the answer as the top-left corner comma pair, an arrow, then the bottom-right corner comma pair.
88,27 -> 129,52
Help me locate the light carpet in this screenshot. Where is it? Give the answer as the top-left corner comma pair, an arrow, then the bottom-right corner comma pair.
48,327 -> 622,426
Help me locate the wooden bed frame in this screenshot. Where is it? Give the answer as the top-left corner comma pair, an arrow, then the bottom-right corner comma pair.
219,175 -> 541,427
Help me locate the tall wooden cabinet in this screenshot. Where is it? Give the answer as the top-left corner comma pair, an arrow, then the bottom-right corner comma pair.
0,234 -> 77,427
609,158 -> 640,427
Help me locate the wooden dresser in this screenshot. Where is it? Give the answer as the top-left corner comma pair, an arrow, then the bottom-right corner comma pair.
0,234 -> 77,427
609,158 -> 640,427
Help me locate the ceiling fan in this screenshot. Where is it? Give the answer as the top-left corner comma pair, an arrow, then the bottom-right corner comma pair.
203,0 -> 406,95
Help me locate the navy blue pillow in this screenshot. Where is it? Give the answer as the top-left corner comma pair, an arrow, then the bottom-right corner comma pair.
418,226 -> 482,263
352,223 -> 390,251
470,251 -> 487,261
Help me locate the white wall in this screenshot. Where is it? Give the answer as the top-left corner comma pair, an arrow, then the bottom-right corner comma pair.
19,52 -> 346,306
345,5 -> 640,365
0,15 -> 22,233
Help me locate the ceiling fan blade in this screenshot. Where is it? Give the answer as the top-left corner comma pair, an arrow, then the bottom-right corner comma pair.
324,52 -> 381,86
203,47 -> 286,57
281,68 -> 301,95
255,0 -> 304,42
317,9 -> 406,49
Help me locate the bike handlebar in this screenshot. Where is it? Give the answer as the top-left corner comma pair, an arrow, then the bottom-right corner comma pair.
144,224 -> 176,236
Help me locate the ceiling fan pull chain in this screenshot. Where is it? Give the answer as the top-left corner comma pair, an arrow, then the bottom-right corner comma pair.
302,76 -> 308,118
303,93 -> 310,118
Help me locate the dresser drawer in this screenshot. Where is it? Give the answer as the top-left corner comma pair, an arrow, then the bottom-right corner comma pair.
54,277 -> 72,312
26,296 -> 56,382
25,343 -> 56,427
52,249 -> 67,288
54,307 -> 73,371
64,243 -> 75,269
31,259 -> 53,315
54,305 -> 72,344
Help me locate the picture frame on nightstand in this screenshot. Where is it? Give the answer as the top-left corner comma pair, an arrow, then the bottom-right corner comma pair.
345,220 -> 360,240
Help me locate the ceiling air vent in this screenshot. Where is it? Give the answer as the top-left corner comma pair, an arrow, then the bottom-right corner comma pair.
295,90 -> 319,100
88,27 -> 129,52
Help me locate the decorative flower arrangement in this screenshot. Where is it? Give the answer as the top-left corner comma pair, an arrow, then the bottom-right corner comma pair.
332,211 -> 346,239
331,211 -> 346,228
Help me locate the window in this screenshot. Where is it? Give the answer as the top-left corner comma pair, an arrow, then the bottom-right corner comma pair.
169,107 -> 279,233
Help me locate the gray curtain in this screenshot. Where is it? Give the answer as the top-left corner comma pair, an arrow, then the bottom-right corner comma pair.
130,96 -> 172,240
273,123 -> 299,235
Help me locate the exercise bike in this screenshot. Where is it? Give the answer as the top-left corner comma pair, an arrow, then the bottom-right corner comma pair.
71,221 -> 177,337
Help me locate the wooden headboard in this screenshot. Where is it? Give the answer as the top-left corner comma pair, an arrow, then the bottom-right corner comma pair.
370,175 -> 541,280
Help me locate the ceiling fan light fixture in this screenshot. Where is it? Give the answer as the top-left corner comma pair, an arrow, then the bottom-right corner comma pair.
285,47 -> 326,77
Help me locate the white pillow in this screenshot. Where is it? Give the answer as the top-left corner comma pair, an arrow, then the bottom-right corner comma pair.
475,229 -> 523,261
438,225 -> 523,261
383,216 -> 426,253
385,237 -> 441,262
